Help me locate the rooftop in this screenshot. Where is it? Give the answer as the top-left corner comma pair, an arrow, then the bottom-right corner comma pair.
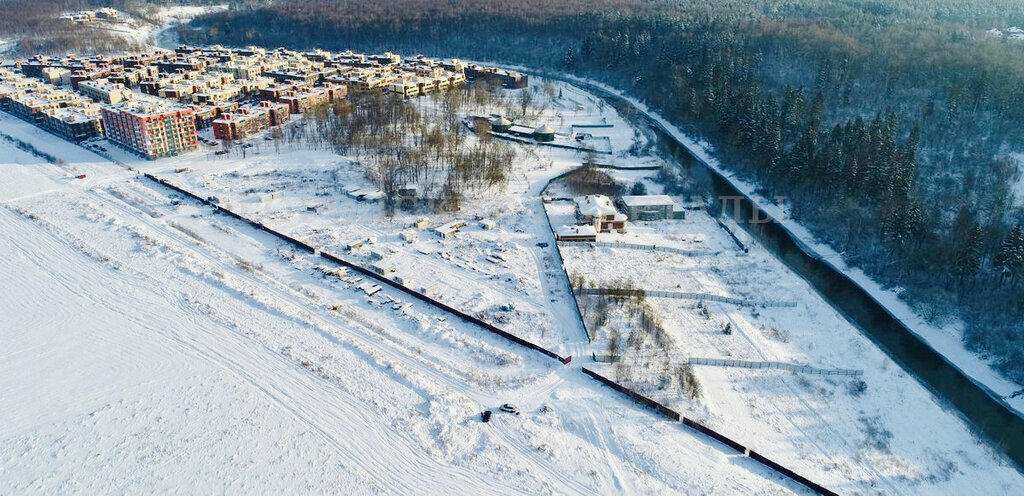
620,195 -> 675,207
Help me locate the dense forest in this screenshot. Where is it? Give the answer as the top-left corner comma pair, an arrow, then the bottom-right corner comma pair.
14,0 -> 1024,381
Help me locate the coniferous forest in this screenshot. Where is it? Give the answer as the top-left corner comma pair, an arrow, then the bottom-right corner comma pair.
62,0 -> 1024,381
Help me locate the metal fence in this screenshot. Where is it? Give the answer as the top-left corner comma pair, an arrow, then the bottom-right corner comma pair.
567,240 -> 720,257
581,367 -> 838,496
577,287 -> 797,308
688,357 -> 863,377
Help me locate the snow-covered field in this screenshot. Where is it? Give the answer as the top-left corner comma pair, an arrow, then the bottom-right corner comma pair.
1,71 -> 1022,493
529,71 -> 1024,418
554,203 -> 1023,495
0,101 -> 806,493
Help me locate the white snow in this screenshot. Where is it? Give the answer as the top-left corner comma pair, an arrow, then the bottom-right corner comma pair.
0,111 -> 801,494
1,67 -> 1022,494
555,206 -> 1024,495
515,70 -> 1024,416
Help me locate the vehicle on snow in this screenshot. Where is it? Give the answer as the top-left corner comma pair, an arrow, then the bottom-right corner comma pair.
481,410 -> 492,422
499,403 -> 520,415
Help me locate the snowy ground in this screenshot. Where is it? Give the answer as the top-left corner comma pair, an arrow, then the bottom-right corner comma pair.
554,202 -> 1024,495
0,98 -> 809,493
96,79 -> 659,354
526,71 -> 1024,418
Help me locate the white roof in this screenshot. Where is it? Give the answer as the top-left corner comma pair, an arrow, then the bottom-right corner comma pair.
534,124 -> 555,134
575,195 -> 623,219
620,195 -> 675,207
491,116 -> 511,126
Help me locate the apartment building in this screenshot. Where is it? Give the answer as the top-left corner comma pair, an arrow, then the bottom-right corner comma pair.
212,101 -> 290,140
102,99 -> 198,159
42,106 -> 105,141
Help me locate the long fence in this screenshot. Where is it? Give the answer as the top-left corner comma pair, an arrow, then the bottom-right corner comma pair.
688,357 -> 863,377
144,172 -> 837,495
582,367 -> 839,496
563,240 -> 719,257
143,173 -> 571,364
576,287 -> 797,308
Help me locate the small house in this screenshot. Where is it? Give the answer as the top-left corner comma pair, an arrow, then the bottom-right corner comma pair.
434,220 -> 468,238
574,195 -> 627,233
479,219 -> 497,230
370,263 -> 396,276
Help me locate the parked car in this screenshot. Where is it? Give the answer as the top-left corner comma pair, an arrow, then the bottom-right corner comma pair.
499,403 -> 520,415
536,242 -> 549,248
481,410 -> 492,422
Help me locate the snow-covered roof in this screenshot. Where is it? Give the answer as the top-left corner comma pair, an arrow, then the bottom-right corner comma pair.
575,195 -> 622,219
491,116 -> 511,126
534,124 -> 555,134
620,195 -> 675,207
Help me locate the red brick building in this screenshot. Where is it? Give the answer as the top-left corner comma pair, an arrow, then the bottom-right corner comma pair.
212,101 -> 290,140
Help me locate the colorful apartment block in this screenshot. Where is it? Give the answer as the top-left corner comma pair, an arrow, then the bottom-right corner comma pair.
102,99 -> 198,159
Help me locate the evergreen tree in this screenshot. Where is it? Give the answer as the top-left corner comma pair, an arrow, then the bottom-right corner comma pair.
563,45 -> 576,70
954,225 -> 984,280
995,224 -> 1024,277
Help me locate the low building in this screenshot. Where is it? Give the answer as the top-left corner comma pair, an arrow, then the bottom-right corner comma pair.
465,65 -> 528,88
42,106 -> 105,141
618,195 -> 676,221
490,116 -> 512,133
534,124 -> 556,142
212,106 -> 271,141
78,78 -> 133,104
555,224 -> 598,242
574,195 -> 627,233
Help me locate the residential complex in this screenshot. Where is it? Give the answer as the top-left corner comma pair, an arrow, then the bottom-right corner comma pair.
0,68 -> 105,142
0,45 -> 518,158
